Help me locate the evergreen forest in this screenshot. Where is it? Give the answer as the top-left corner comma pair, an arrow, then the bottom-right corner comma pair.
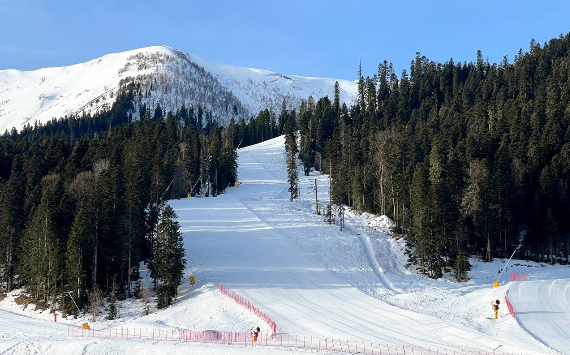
292,34 -> 570,277
0,93 -> 240,312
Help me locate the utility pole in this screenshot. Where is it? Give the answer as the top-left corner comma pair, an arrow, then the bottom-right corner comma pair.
193,248 -> 214,276
328,161 -> 332,224
315,179 -> 318,214
310,179 -> 319,215
66,291 -> 81,315
494,244 -> 522,287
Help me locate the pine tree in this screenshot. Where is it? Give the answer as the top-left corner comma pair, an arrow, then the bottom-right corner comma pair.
286,134 -> 299,202
121,141 -> 149,297
543,207 -> 559,265
298,100 -> 315,175
357,60 -> 366,110
410,163 -> 430,274
0,155 -> 25,291
333,81 -> 341,114
66,171 -> 96,300
461,159 -> 491,260
278,99 -> 288,135
284,110 -> 299,202
155,205 -> 186,308
453,250 -> 471,282
21,174 -> 64,302
106,279 -> 119,320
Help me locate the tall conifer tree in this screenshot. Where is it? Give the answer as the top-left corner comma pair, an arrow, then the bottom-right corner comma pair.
155,205 -> 186,308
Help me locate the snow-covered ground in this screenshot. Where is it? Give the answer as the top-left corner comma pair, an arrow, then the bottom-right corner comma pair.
508,279 -> 570,354
0,46 -> 357,132
1,135 -> 570,354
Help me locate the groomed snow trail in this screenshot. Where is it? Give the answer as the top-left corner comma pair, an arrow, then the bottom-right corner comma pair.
508,279 -> 570,354
1,136 -> 560,354
0,309 -> 68,352
169,136 -> 542,354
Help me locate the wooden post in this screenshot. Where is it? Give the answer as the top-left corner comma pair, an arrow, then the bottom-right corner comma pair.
329,161 -> 333,224
314,179 -> 319,214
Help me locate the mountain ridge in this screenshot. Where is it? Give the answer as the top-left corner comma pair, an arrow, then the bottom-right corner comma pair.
0,45 -> 357,132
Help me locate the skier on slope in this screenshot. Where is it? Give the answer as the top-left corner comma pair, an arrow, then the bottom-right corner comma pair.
491,299 -> 500,319
251,327 -> 260,342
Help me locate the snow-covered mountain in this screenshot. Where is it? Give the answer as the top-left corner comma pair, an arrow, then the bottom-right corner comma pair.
0,46 -> 357,132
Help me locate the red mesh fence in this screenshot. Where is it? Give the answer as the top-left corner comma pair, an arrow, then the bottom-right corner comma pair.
68,325 -> 532,355
217,283 -> 277,334
510,272 -> 528,282
504,294 -> 516,318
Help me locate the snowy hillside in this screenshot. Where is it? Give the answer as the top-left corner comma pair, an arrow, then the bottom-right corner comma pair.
2,136 -> 570,354
0,46 -> 357,132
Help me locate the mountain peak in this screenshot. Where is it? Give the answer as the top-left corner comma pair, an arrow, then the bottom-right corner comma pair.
0,47 -> 357,132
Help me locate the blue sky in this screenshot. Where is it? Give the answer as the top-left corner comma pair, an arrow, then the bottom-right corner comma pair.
1,0 -> 569,80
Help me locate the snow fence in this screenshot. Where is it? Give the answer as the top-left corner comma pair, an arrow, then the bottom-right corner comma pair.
67,325 -> 533,355
504,294 -> 516,318
217,283 -> 277,334
510,272 -> 528,282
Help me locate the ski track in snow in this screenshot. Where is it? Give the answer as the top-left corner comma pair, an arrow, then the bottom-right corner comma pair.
2,135 -> 570,354
168,136 -> 549,354
507,279 -> 570,354
344,222 -> 401,293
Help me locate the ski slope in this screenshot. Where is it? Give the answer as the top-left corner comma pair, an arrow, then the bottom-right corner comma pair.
2,135 -> 570,354
507,279 -> 570,354
168,136 -> 549,354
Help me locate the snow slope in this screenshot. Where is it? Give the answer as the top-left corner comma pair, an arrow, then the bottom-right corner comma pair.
508,279 -> 570,354
0,46 -> 357,132
167,136 -> 552,354
188,54 -> 357,118
2,136 -> 570,354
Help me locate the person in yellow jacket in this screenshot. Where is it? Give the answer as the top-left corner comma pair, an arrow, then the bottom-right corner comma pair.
251,327 -> 260,342
491,299 -> 500,319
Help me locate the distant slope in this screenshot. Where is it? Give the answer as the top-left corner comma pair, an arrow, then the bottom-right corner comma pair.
507,279 -> 570,354
0,46 -> 357,132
